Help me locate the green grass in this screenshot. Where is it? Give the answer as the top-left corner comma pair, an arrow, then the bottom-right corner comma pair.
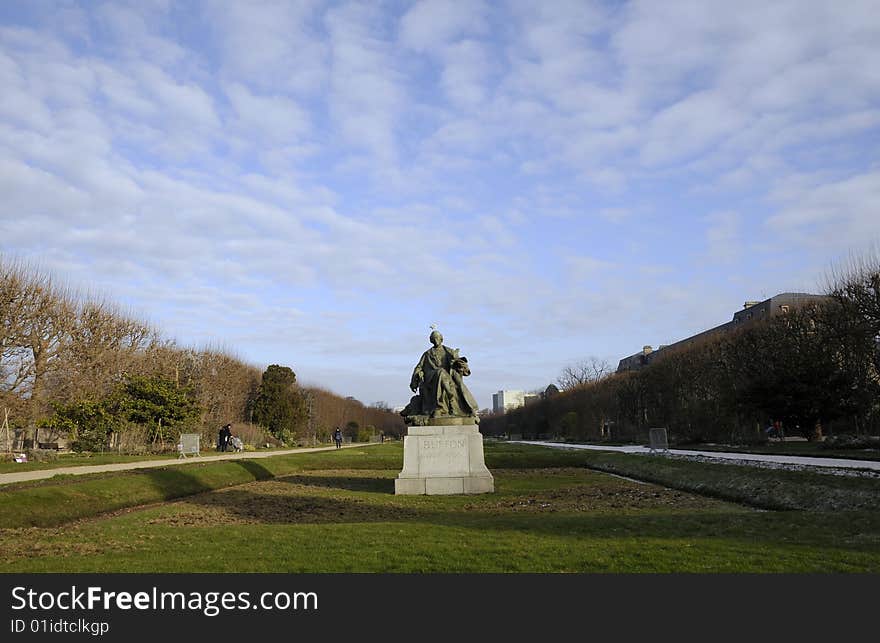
0,446 -> 397,528
556,449 -> 880,511
2,443 -> 879,572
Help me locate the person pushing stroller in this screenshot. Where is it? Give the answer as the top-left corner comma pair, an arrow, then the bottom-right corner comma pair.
218,423 -> 233,452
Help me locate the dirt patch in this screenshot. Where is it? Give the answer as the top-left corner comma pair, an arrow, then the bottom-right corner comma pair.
472,468 -> 729,513
146,471 -> 410,526
1,526 -> 150,560
136,467 -> 730,527
478,486 -> 723,513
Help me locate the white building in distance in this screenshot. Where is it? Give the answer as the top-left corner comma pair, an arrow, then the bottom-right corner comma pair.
493,390 -> 537,413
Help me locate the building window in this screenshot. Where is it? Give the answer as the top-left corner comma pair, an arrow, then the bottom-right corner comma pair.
780,305 -> 790,314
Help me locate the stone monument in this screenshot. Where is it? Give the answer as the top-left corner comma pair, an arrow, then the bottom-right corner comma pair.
395,329 -> 494,495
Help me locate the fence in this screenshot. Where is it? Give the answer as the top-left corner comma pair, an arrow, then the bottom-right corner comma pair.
177,433 -> 200,458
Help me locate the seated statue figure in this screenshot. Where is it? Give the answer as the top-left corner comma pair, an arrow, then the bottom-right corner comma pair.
401,330 -> 479,425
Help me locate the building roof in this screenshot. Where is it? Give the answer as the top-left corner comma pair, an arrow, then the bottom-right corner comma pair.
616,292 -> 828,372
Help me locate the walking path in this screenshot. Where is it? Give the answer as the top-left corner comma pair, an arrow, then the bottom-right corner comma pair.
513,441 -> 880,472
0,442 -> 380,486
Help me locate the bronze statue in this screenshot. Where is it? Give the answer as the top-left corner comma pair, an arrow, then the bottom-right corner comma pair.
401,330 -> 479,425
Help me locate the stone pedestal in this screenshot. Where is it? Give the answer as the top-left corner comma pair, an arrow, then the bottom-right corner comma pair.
395,424 -> 494,495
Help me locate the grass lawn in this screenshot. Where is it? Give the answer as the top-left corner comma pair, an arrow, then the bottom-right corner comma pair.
2,443 -> 879,572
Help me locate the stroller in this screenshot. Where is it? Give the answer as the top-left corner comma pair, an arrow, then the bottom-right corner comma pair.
228,435 -> 244,452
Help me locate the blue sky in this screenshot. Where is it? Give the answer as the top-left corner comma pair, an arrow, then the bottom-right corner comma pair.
1,0 -> 879,410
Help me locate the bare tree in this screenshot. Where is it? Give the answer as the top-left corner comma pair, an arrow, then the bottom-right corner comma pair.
187,345 -> 261,429
0,259 -> 33,402
557,357 -> 612,390
50,298 -> 159,403
0,254 -> 403,449
826,243 -> 880,336
13,270 -> 76,442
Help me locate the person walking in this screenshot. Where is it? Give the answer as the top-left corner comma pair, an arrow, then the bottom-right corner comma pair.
219,423 -> 232,452
773,420 -> 785,442
333,427 -> 343,449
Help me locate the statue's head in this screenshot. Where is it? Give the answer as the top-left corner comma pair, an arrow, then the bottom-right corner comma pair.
429,330 -> 443,346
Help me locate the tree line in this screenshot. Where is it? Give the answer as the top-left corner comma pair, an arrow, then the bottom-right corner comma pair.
248,365 -> 404,445
0,257 -> 403,453
482,250 -> 880,444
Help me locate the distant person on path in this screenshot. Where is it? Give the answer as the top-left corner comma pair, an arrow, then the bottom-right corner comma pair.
774,420 -> 785,442
333,427 -> 343,449
219,423 -> 232,452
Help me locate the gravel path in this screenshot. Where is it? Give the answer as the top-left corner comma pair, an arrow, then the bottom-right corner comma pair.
0,442 -> 381,486
513,441 -> 880,476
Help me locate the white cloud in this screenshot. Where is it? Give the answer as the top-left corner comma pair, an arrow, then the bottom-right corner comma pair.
565,255 -> 616,282
224,83 -> 310,142
201,0 -> 328,94
399,0 -> 487,54
440,40 -> 491,108
134,63 -> 219,131
640,91 -> 747,167
325,2 -> 406,165
0,158 -> 90,222
94,2 -> 189,67
767,170 -> 880,250
94,62 -> 158,119
1,0 -> 878,407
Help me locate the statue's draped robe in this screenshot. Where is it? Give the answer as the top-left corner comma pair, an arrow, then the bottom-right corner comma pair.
411,345 -> 478,418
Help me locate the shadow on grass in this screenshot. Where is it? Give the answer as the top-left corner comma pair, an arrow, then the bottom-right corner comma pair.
164,487 -> 423,525
234,460 -> 274,481
275,473 -> 395,494
143,467 -> 215,499
143,469 -> 880,555
154,482 -> 880,555
143,459 -> 275,500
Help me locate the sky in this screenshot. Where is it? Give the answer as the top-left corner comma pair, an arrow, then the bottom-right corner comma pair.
1,0 -> 879,411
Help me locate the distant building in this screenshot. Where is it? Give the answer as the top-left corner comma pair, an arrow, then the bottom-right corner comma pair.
616,345 -> 657,372
493,390 -> 525,413
617,292 -> 829,373
492,385 -> 560,413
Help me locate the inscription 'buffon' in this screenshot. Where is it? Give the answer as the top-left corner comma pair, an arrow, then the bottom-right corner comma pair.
422,438 -> 466,451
